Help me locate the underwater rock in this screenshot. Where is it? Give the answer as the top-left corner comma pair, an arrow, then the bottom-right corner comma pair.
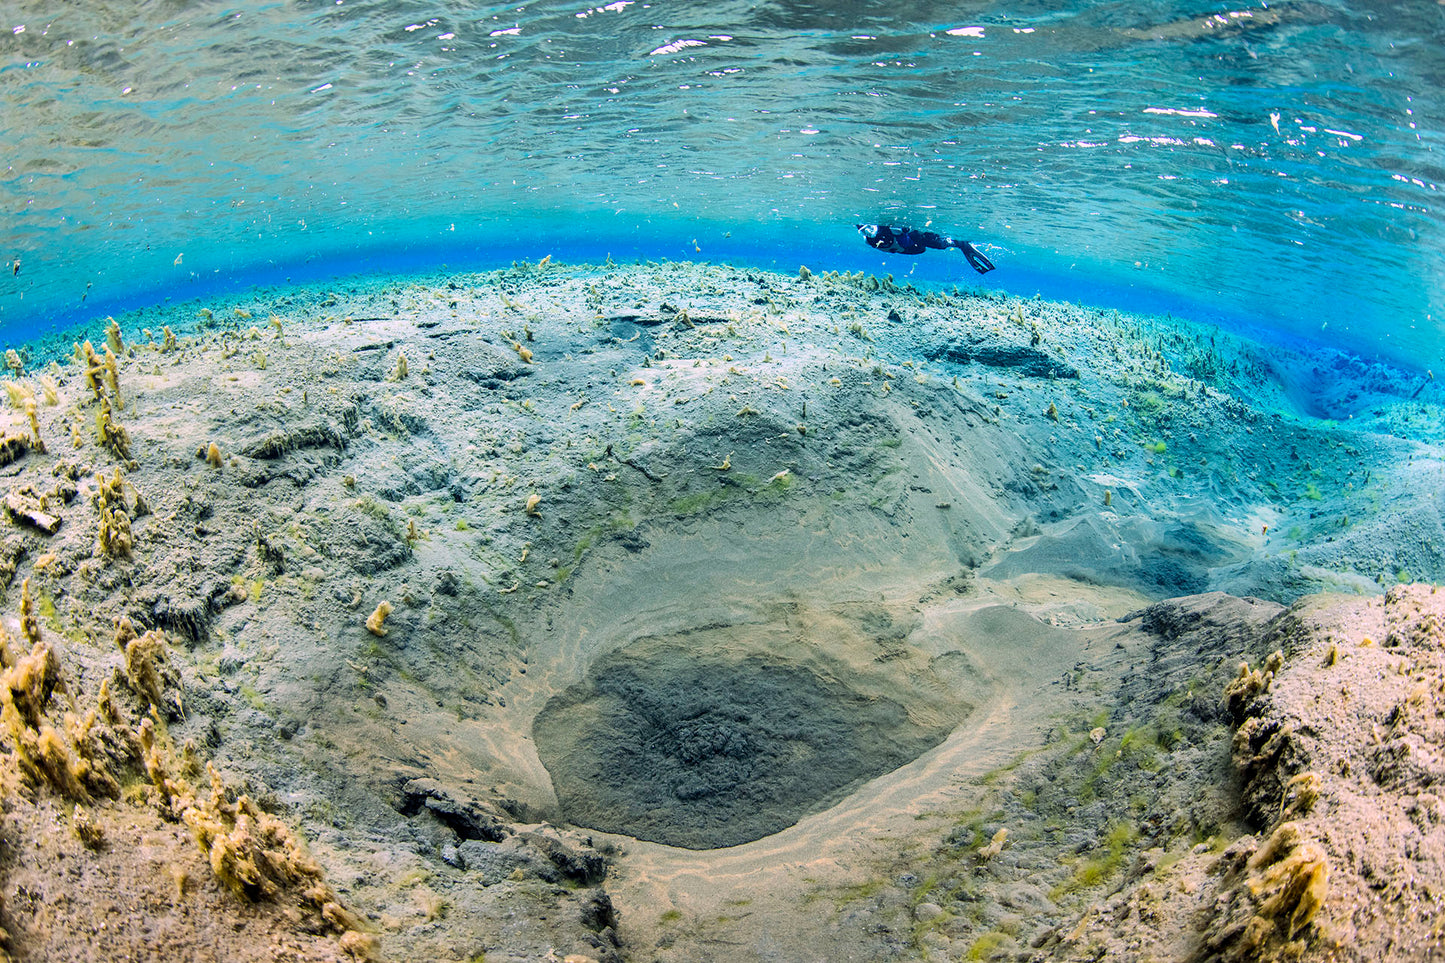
456,344 -> 535,389
455,839 -> 529,884
399,778 -> 508,843
1035,584 -> 1445,962
237,419 -> 350,460
148,592 -> 213,644
926,333 -> 1079,379
452,834 -> 606,888
515,830 -> 609,885
983,515 -> 1243,597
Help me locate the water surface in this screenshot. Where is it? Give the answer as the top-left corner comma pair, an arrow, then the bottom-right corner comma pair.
2,0 -> 1441,365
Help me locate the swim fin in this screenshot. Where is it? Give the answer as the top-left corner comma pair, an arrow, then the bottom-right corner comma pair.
958,242 -> 995,274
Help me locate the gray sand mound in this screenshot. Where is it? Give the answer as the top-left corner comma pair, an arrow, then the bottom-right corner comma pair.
536,617 -> 970,849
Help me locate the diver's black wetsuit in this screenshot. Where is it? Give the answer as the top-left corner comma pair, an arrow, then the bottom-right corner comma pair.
857,224 -> 995,274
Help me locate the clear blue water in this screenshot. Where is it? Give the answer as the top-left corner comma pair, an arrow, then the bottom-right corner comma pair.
2,0 -> 1441,368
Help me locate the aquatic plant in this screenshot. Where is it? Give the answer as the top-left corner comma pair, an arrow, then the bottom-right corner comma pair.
1240,822 -> 1329,945
77,341 -> 104,399
1050,821 -> 1137,899
105,318 -> 124,355
1223,650 -> 1284,723
115,617 -> 182,718
976,827 -> 1009,861
366,601 -> 393,637
3,379 -> 32,409
24,399 -> 44,453
95,396 -> 132,463
966,932 -> 1009,961
103,346 -> 122,407
95,468 -> 133,559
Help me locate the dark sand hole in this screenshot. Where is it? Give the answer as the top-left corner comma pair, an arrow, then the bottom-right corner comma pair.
534,633 -> 965,850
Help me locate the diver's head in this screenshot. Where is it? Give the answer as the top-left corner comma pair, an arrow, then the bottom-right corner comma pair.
857,224 -> 878,238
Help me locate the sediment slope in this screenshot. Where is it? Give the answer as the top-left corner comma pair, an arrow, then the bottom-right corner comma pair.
0,260 -> 1439,961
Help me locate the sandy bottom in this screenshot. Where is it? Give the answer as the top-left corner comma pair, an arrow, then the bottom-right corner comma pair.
0,259 -> 1441,962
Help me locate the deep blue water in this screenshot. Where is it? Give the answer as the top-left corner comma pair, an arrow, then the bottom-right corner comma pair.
2,0 -> 1441,368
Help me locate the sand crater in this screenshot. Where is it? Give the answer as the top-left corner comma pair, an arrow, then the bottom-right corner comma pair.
533,614 -> 974,850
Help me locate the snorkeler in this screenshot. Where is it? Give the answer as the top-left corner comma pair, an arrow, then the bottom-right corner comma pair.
857,224 -> 995,274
